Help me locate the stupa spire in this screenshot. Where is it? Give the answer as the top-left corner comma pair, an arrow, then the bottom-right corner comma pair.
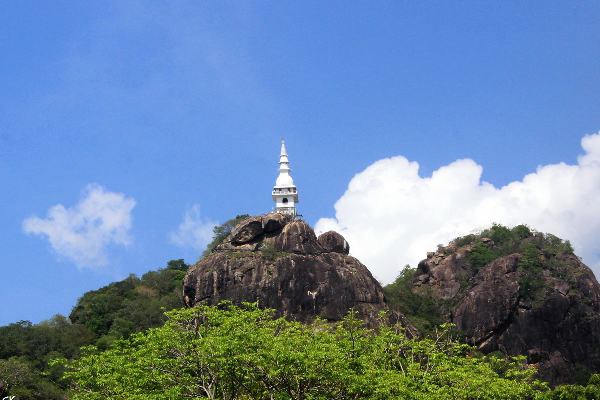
280,138 -> 288,157
272,139 -> 298,217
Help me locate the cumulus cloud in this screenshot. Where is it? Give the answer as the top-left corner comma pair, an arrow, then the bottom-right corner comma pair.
316,132 -> 600,285
170,204 -> 217,250
23,184 -> 136,268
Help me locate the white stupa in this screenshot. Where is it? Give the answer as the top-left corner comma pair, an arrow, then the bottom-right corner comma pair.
272,139 -> 299,217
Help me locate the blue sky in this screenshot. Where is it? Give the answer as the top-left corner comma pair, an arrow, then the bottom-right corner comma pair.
2,1 -> 600,325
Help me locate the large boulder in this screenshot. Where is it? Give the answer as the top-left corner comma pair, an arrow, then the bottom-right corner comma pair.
318,231 -> 350,254
269,220 -> 323,253
228,216 -> 264,244
262,212 -> 288,232
184,216 -> 418,337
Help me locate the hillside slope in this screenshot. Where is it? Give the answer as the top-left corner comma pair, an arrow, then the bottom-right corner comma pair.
400,224 -> 600,386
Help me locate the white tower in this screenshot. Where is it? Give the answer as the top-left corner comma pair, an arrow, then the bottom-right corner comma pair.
272,139 -> 299,217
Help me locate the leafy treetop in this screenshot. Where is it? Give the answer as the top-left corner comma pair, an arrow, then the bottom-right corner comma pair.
60,303 -> 552,400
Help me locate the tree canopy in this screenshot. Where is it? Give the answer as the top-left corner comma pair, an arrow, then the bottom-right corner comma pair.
61,303 -> 550,400
0,259 -> 190,399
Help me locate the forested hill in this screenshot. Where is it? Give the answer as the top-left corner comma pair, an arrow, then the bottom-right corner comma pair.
0,216 -> 250,399
383,223 -> 600,386
3,220 -> 600,398
0,259 -> 189,399
69,259 -> 188,344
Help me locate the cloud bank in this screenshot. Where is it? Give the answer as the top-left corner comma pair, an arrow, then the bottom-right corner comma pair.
316,133 -> 600,285
170,204 -> 217,250
23,184 -> 136,268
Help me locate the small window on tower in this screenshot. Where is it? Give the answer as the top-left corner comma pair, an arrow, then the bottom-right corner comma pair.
282,198 -> 288,203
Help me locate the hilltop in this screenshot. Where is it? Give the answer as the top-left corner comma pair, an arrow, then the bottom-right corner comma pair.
385,223 -> 600,386
183,213 -> 418,336
4,218 -> 600,396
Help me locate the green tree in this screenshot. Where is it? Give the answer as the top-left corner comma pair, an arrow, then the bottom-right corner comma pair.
0,357 -> 38,399
0,259 -> 190,399
490,223 -> 511,245
0,317 -> 94,399
62,304 -> 545,400
512,224 -> 532,240
201,214 -> 252,259
69,260 -> 190,341
383,266 -> 444,335
469,242 -> 495,270
520,243 -> 542,271
518,243 -> 544,300
166,258 -> 189,271
548,374 -> 600,399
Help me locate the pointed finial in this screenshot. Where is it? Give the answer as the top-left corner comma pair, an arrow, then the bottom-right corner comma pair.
280,138 -> 287,156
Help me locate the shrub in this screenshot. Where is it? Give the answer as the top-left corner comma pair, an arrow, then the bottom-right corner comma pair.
518,243 -> 544,300
451,234 -> 477,248
383,266 -> 444,335
491,223 -> 512,244
520,243 -> 542,271
512,224 -> 532,240
469,243 -> 496,270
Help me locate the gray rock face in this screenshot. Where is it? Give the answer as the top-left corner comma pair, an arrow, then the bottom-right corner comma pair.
318,231 -> 350,254
451,254 -> 521,345
262,213 -> 288,232
269,221 -> 323,253
229,216 -> 264,244
183,216 -> 418,337
416,244 -> 600,386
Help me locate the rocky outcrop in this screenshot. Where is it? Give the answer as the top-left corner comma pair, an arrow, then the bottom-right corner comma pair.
269,220 -> 323,253
183,214 -> 418,337
416,241 -> 600,386
318,231 -> 350,254
262,213 -> 287,232
228,216 -> 264,244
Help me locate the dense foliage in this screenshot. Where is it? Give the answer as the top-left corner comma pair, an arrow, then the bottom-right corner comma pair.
3,221 -> 599,399
0,259 -> 189,399
69,259 -> 189,346
383,266 -> 445,335
0,316 -> 94,398
60,303 -> 549,400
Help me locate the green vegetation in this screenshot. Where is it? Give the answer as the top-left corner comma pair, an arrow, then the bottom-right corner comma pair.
383,266 -> 445,335
448,223 -> 574,273
69,259 -> 189,343
518,243 -> 545,301
469,242 -> 495,270
260,240 -> 289,261
451,224 -> 576,304
0,259 -> 189,399
549,374 -> 600,400
385,223 -> 585,349
2,221 -> 598,399
201,214 -> 252,259
59,303 -> 548,400
0,316 -> 93,399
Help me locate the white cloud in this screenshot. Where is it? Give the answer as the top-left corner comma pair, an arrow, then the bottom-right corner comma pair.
170,204 -> 216,250
23,184 -> 136,268
316,132 -> 600,285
